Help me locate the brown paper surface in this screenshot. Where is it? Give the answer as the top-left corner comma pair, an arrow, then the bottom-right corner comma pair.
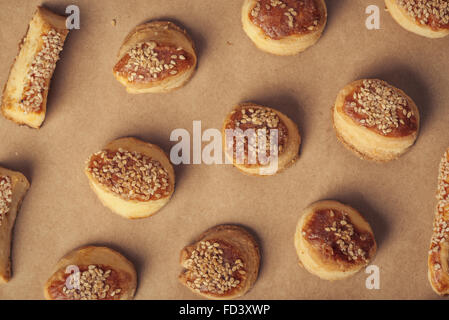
0,0 -> 448,300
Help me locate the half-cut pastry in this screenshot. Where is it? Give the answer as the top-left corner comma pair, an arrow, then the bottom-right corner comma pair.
295,200 -> 377,281
222,102 -> 301,176
385,0 -> 449,38
0,166 -> 30,283
242,0 -> 327,55
113,21 -> 197,93
1,7 -> 69,128
44,246 -> 137,300
428,148 -> 449,296
179,224 -> 260,300
85,137 -> 175,219
333,79 -> 420,162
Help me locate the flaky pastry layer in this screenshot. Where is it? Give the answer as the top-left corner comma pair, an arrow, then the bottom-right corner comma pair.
295,200 -> 377,281
85,137 -> 175,219
333,79 -> 420,162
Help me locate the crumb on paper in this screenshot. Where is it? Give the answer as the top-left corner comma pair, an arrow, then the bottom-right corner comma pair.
111,19 -> 117,26
226,41 -> 233,45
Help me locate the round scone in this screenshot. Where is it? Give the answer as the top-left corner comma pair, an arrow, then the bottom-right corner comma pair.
85,137 -> 175,219
385,0 -> 449,38
179,225 -> 260,300
113,20 -> 197,93
44,246 -> 137,300
222,103 -> 301,176
333,79 -> 420,162
242,0 -> 327,55
294,200 -> 377,281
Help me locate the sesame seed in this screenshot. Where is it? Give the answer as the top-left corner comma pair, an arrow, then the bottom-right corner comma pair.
19,29 -> 64,113
305,209 -> 372,263
0,176 -> 12,226
251,2 -> 261,17
398,0 -> 449,26
430,149 -> 449,253
250,0 -> 320,35
87,149 -> 170,201
122,42 -> 187,82
63,265 -> 120,300
348,80 -> 414,136
184,241 -> 245,294
226,106 -> 288,164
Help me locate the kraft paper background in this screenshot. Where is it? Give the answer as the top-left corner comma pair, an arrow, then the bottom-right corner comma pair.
0,0 -> 448,299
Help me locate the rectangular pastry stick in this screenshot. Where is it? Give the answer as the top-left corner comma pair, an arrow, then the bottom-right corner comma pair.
0,166 -> 30,283
1,7 -> 69,129
428,148 -> 449,295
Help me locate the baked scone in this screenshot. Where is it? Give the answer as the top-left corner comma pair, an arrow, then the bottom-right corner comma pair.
1,7 -> 69,128
222,103 -> 301,176
44,246 -> 137,300
85,137 -> 175,219
0,167 -> 30,283
241,0 -> 327,55
428,148 -> 449,296
333,79 -> 420,162
113,21 -> 197,93
179,225 -> 260,300
385,0 -> 449,38
294,200 -> 377,281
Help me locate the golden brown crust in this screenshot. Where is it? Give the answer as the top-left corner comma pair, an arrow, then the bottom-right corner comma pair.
250,0 -> 324,39
242,0 -> 327,55
113,20 -> 197,93
385,0 -> 449,38
0,167 -> 30,283
222,102 -> 301,176
1,6 -> 69,128
179,225 -> 260,300
44,246 -> 137,300
428,148 -> 449,295
295,200 -> 377,281
85,137 -> 175,219
333,79 -> 420,162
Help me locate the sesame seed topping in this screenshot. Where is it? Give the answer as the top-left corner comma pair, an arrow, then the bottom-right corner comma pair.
0,176 -> 12,226
346,79 -> 416,136
251,2 -> 261,17
19,29 -> 64,114
250,0 -> 321,39
87,149 -> 171,201
226,106 -> 288,164
430,150 -> 449,252
184,241 -> 245,295
118,42 -> 189,82
304,209 -> 374,264
234,107 -> 281,129
63,265 -> 121,300
398,0 -> 449,27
